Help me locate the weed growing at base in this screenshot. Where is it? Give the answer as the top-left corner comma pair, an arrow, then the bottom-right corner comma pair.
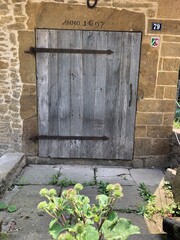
137,182 -> 180,219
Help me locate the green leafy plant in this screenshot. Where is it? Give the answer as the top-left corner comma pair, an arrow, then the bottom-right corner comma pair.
0,233 -> 8,239
49,173 -> 60,185
137,182 -> 180,219
57,178 -> 77,187
0,202 -> 17,213
38,183 -> 140,240
97,181 -> 110,196
137,183 -> 158,219
7,205 -> 17,213
0,202 -> 8,211
138,183 -> 155,202
82,181 -> 95,186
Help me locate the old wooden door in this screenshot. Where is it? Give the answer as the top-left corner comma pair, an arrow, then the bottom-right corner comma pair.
36,29 -> 141,159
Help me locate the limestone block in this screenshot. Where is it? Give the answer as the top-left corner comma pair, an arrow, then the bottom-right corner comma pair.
173,166 -> 180,203
113,2 -> 153,8
158,58 -> 163,70
134,138 -> 152,156
156,86 -> 164,99
144,156 -> 168,169
157,72 -> 178,86
151,139 -> 170,155
147,126 -> 172,138
137,99 -> 176,113
22,117 -> 38,155
136,112 -> 163,125
163,58 -> 180,71
132,158 -> 144,168
164,86 -> 177,100
0,60 -> 8,69
163,113 -> 174,126
0,104 -> 8,114
14,4 -> 24,16
147,8 -> 156,18
4,94 -> 11,104
0,73 -> 8,80
12,0 -> 27,3
9,33 -> 17,45
12,90 -> 21,99
22,84 -> 36,95
158,0 -> 180,19
0,9 -> 9,16
138,43 -> 158,98
26,3 -> 145,31
162,43 -> 180,58
19,31 -> 36,84
15,16 -> 27,23
9,102 -> 20,112
7,23 -> 26,30
163,36 -> 180,43
135,126 -> 147,137
0,3 -> 8,10
20,95 -> 37,119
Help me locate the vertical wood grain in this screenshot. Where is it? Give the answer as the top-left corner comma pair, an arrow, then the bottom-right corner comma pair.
70,30 -> 83,157
36,29 -> 49,157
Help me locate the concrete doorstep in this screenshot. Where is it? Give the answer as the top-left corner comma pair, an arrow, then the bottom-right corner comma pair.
0,153 -> 26,197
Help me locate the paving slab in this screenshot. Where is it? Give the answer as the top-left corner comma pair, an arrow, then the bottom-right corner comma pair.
96,167 -> 134,185
114,185 -> 145,210
0,185 -> 57,237
130,169 -> 165,186
17,165 -> 61,185
58,165 -> 94,183
8,233 -> 51,240
117,213 -> 152,234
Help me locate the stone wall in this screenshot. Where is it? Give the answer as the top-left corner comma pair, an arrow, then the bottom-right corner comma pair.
0,0 -> 180,168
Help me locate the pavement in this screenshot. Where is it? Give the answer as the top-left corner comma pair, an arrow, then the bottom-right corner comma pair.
0,163 -> 169,239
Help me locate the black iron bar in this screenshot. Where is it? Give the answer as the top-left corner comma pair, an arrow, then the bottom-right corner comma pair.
25,47 -> 113,55
37,135 -> 109,141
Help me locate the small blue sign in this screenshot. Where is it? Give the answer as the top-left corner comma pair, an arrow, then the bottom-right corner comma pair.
152,22 -> 162,31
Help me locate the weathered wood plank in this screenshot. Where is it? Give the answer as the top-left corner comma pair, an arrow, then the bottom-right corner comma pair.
93,31 -> 107,158
69,30 -> 83,157
103,31 -> 121,159
57,30 -> 71,158
124,32 -> 141,158
36,29 -> 49,157
48,30 -> 59,157
80,31 -> 97,158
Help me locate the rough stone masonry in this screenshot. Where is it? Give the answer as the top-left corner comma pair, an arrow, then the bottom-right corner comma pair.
0,0 -> 180,168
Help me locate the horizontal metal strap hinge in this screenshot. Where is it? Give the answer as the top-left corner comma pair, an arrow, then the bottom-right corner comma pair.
30,135 -> 109,141
25,47 -> 113,55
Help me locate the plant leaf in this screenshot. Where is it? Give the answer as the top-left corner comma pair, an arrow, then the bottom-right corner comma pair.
96,194 -> 109,207
7,205 -> 17,213
0,202 -> 8,211
102,218 -> 140,240
83,225 -> 99,240
49,219 -> 66,240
